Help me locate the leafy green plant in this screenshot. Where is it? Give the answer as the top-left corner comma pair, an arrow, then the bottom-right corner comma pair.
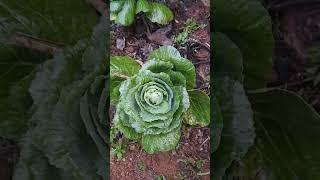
111,143 -> 127,160
195,159 -> 205,170
212,0 -> 320,179
173,18 -> 205,44
110,0 -> 173,26
155,175 -> 167,180
174,171 -> 187,179
137,160 -> 146,171
110,127 -> 128,160
111,46 -> 210,153
0,16 -> 108,180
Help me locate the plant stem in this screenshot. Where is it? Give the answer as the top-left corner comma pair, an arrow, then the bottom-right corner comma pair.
247,77 -> 315,94
3,32 -> 64,55
197,171 -> 210,176
112,73 -> 128,79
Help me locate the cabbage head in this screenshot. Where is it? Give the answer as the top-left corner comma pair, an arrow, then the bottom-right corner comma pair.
111,46 -> 210,153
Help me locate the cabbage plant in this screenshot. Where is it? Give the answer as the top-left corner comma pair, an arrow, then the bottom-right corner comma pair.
110,0 -> 174,26
111,46 -> 210,153
213,0 -> 320,179
0,17 -> 109,180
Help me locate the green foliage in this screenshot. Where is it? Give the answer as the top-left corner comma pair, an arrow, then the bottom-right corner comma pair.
195,159 -> 205,170
110,56 -> 141,105
183,90 -> 210,126
111,143 -> 127,160
0,0 -> 98,44
0,0 -> 100,142
0,17 -> 108,180
111,46 -> 209,153
174,171 -> 187,179
213,0 -> 320,179
212,77 -> 255,179
173,18 -> 205,44
155,175 -> 167,180
137,160 -> 146,171
214,0 -> 274,89
244,90 -> 320,179
110,0 -> 173,26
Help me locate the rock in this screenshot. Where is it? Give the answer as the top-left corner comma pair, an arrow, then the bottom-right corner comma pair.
116,38 -> 125,50
129,144 -> 136,151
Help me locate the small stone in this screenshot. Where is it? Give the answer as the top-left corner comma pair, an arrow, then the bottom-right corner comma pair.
126,46 -> 135,53
116,38 -> 125,50
129,144 -> 136,151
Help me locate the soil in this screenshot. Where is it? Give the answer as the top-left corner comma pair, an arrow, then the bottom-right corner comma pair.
111,126 -> 210,180
110,0 -> 211,179
263,0 -> 320,111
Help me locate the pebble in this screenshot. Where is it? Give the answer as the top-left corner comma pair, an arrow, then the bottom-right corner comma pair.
129,144 -> 136,151
116,38 -> 125,50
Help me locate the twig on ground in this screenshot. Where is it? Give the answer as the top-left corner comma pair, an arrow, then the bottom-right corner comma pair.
189,38 -> 210,51
3,32 -> 64,55
200,137 -> 210,147
193,60 -> 210,65
135,60 -> 144,66
247,77 -> 315,94
86,0 -> 107,16
197,171 -> 210,176
267,0 -> 320,10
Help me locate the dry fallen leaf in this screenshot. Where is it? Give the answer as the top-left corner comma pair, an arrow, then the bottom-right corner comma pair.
147,25 -> 173,45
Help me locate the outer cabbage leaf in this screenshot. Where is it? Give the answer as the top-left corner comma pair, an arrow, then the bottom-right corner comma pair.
111,56 -> 141,77
136,0 -> 152,14
142,126 -> 181,153
12,17 -> 109,180
212,77 -> 255,180
110,0 -> 173,26
211,94 -> 223,153
235,90 -> 320,179
0,0 -> 100,140
212,32 -> 244,82
214,0 -> 274,89
0,71 -> 34,140
115,0 -> 136,26
0,0 -> 98,44
183,90 -> 210,126
148,46 -> 196,89
146,3 -> 174,25
110,56 -> 141,104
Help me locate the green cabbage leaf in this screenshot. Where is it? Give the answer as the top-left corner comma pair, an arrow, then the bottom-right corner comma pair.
110,0 -> 173,26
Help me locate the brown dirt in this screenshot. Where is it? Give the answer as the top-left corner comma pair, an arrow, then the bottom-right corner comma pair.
110,0 -> 210,179
265,1 -> 320,111
111,126 -> 210,180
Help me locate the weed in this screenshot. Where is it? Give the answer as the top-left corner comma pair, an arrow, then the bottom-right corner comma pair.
137,160 -> 146,171
110,127 -> 127,160
174,171 -> 187,180
195,159 -> 205,170
111,143 -> 127,160
172,18 -> 205,44
155,175 -> 167,180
